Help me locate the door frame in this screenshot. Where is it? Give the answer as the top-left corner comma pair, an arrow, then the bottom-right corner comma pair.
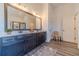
75,12 -> 79,48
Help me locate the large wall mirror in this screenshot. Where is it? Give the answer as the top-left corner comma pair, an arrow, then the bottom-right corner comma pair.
4,3 -> 42,31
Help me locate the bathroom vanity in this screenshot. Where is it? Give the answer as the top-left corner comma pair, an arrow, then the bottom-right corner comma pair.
0,32 -> 46,56
0,4 -> 47,56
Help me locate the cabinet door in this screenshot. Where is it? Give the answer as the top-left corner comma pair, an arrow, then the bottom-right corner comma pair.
40,33 -> 45,43
24,34 -> 36,54
36,33 -> 42,46
2,41 -> 24,56
36,32 -> 46,46
32,34 -> 36,48
0,38 -> 2,56
42,32 -> 46,42
24,39 -> 32,53
17,41 -> 25,56
0,48 -> 1,56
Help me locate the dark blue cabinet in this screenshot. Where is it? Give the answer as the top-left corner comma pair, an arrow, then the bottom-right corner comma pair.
0,38 -> 2,56
2,42 -> 24,56
36,32 -> 45,46
24,34 -> 36,54
0,32 -> 46,56
2,38 -> 25,56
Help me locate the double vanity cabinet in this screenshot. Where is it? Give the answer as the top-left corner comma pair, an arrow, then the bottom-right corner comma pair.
0,32 -> 46,56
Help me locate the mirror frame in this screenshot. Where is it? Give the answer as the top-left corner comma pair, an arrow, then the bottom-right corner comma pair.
4,3 -> 42,31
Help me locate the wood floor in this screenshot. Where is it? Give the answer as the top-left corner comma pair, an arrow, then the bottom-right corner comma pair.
45,40 -> 79,56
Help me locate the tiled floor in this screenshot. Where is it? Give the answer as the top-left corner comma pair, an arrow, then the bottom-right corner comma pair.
25,40 -> 79,56
46,40 -> 79,56
25,43 -> 61,56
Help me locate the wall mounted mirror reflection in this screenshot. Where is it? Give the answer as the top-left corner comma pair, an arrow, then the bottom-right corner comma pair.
4,3 -> 42,31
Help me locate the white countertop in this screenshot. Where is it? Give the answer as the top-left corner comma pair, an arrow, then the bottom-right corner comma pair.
0,31 -> 46,38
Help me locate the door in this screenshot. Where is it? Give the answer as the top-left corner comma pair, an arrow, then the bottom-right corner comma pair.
62,10 -> 75,43
73,13 -> 78,43
75,13 -> 79,48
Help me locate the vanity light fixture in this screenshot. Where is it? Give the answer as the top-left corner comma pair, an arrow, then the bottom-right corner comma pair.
36,15 -> 41,17
32,12 -> 36,15
8,3 -> 41,18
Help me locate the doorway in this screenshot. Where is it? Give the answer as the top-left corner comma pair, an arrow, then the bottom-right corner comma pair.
75,12 -> 79,48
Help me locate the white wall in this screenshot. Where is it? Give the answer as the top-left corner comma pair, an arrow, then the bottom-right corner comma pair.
45,4 -> 58,42
54,4 -> 74,43
0,4 -> 5,33
42,4 -> 48,42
